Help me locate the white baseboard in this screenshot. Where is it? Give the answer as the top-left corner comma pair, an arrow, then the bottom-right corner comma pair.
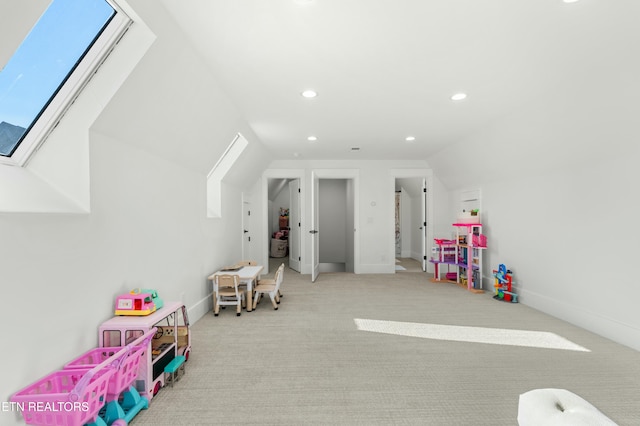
520,288 -> 640,352
359,264 -> 395,274
188,293 -> 212,324
302,263 -> 395,274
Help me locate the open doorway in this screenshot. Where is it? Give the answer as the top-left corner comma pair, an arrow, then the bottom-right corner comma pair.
310,169 -> 359,282
394,178 -> 426,272
316,178 -> 355,273
266,177 -> 302,274
261,170 -> 305,275
390,169 -> 433,274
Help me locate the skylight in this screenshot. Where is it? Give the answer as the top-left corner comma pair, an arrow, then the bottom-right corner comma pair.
0,0 -> 130,166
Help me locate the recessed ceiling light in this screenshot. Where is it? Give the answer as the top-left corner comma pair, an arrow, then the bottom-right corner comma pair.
301,89 -> 317,98
451,93 -> 467,101
307,136 -> 317,141
295,0 -> 315,4
563,0 -> 579,3
405,136 -> 416,142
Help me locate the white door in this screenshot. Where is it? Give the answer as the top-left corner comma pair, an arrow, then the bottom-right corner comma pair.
242,197 -> 253,261
288,179 -> 301,272
310,173 -> 320,282
421,179 -> 427,272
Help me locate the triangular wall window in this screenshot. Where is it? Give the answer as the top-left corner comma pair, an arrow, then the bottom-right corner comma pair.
207,133 -> 249,218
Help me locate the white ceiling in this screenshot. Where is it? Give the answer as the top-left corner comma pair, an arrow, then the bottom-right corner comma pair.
159,0 -> 637,161
0,1 -> 49,71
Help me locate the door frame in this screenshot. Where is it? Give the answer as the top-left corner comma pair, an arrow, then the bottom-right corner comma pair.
261,169 -> 305,275
241,193 -> 254,262
311,172 -> 319,282
389,169 -> 434,273
288,179 -> 301,272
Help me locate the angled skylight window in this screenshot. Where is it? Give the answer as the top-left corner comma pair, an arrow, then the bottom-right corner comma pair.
0,0 -> 130,166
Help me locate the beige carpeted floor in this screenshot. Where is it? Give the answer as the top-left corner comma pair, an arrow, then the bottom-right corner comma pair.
395,257 -> 423,273
130,264 -> 640,425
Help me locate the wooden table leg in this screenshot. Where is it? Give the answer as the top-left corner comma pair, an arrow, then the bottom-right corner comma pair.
245,288 -> 252,312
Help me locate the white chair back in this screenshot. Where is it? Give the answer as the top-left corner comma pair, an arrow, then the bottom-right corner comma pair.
275,263 -> 285,293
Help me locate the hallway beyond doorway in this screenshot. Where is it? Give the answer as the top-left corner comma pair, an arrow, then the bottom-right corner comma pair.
395,257 -> 422,273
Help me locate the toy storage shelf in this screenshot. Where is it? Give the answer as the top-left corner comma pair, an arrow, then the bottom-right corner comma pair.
430,222 -> 486,293
431,260 -> 480,269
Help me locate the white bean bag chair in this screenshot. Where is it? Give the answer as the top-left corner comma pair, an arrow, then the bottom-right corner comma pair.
518,388 -> 617,426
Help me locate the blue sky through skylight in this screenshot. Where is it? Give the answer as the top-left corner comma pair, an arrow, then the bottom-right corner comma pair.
0,0 -> 115,156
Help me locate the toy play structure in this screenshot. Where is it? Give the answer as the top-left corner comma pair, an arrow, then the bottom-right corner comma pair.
99,301 -> 191,401
11,365 -> 116,426
11,293 -> 191,426
431,221 -> 487,293
10,329 -> 155,426
63,329 -> 156,425
493,263 -> 518,303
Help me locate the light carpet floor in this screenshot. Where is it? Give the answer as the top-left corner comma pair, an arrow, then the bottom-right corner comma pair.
131,266 -> 640,425
395,258 -> 423,273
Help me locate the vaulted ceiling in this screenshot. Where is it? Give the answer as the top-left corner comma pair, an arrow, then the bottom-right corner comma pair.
160,0 -> 639,163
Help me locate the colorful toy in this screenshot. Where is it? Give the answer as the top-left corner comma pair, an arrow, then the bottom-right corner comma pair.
131,288 -> 164,309
11,360 -> 116,426
115,291 -> 156,316
64,329 -> 156,425
493,264 -> 518,303
99,301 -> 192,401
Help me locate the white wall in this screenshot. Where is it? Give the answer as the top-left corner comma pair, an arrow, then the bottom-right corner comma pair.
480,153 -> 639,350
0,2 -> 272,421
0,1 -> 49,67
431,174 -> 452,245
264,160 -> 437,274
429,89 -> 640,351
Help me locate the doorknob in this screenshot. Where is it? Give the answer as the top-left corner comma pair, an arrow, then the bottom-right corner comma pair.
309,230 -> 318,234
244,230 -> 249,233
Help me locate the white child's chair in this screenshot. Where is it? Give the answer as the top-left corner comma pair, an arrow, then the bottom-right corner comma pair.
253,263 -> 284,310
214,274 -> 244,316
